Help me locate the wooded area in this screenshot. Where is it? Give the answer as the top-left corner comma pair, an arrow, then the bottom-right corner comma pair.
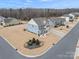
0,8 -> 79,21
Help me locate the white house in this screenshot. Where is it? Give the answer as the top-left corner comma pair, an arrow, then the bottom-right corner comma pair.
69,12 -> 79,19
69,14 -> 75,19
0,16 -> 5,26
26,18 -> 49,36
61,14 -> 75,22
48,17 -> 67,27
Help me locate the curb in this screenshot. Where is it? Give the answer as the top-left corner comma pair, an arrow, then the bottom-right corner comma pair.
74,39 -> 79,59
0,35 -> 54,57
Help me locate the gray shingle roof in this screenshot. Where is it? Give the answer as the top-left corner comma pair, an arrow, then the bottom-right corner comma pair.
0,16 -> 5,22
70,12 -> 79,16
49,17 -> 66,25
63,14 -> 71,17
32,17 -> 48,26
50,17 -> 66,21
4,17 -> 19,25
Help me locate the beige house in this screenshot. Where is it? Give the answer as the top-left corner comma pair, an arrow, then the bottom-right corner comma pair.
0,17 -> 20,26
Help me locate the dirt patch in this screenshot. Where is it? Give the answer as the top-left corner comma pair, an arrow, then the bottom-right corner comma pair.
76,56 -> 79,59
0,24 -> 59,56
0,19 -> 78,56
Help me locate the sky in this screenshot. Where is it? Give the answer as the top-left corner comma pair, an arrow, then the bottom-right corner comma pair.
0,0 -> 79,8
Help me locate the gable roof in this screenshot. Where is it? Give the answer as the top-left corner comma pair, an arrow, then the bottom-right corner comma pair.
70,12 -> 79,16
32,17 -> 48,26
4,17 -> 19,25
28,19 -> 38,26
50,17 -> 66,21
63,14 -> 72,17
0,16 -> 5,21
62,14 -> 74,19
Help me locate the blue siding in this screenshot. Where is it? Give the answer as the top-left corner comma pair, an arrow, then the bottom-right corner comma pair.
27,24 -> 39,34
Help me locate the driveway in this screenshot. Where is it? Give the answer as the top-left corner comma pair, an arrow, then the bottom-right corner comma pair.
0,22 -> 79,59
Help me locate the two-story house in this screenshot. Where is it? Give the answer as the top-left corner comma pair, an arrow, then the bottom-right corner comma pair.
26,18 -> 49,36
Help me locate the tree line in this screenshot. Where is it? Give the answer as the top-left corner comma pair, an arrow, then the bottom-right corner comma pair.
0,8 -> 79,21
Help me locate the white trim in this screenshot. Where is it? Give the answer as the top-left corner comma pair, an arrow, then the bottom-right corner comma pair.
28,19 -> 38,26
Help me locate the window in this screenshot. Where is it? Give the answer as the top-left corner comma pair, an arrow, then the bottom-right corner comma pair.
32,25 -> 34,27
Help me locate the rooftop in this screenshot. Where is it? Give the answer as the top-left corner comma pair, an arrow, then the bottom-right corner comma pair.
32,17 -> 48,26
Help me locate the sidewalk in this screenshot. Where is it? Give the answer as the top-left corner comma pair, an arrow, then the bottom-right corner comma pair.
74,40 -> 79,59
50,29 -> 65,38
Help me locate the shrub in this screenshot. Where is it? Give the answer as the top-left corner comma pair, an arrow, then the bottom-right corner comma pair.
4,26 -> 7,27
54,25 -> 58,28
19,22 -> 22,24
36,39 -> 40,45
60,28 -> 62,30
24,29 -> 26,31
32,38 -> 36,43
61,24 -> 65,26
27,40 -> 32,46
69,20 -> 73,22
25,38 -> 43,49
66,25 -> 69,28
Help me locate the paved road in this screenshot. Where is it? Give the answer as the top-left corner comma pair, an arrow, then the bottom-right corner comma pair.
0,22 -> 79,59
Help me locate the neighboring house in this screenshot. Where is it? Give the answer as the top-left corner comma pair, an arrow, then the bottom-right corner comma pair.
26,18 -> 49,36
61,14 -> 74,22
48,17 -> 66,27
0,17 -> 20,26
69,12 -> 79,19
0,16 -> 5,25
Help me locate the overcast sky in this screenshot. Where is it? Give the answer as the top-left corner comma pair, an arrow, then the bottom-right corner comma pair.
0,0 -> 79,8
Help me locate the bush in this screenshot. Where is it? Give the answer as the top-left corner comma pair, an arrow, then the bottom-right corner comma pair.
69,20 -> 73,22
11,24 -> 14,26
60,28 -> 62,30
8,24 -> 12,26
32,38 -> 36,43
27,40 -> 32,46
24,29 -> 26,31
36,39 -> 40,45
24,38 -> 43,49
19,22 -> 22,24
54,25 -> 58,28
61,24 -> 65,26
4,26 -> 7,27
66,25 -> 69,28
